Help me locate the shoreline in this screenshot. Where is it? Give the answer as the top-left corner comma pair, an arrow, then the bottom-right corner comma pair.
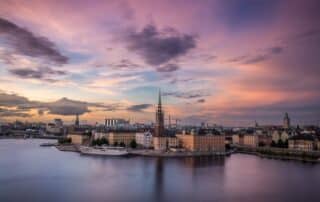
54,144 -> 232,157
235,146 -> 320,163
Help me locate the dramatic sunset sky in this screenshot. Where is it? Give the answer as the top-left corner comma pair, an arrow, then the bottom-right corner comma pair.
0,0 -> 319,126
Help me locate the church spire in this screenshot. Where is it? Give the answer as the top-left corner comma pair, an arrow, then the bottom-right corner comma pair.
155,89 -> 164,137
158,89 -> 162,108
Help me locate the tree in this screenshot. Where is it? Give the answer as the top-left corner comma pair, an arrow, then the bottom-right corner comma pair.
129,139 -> 137,148
271,140 -> 277,147
119,142 -> 126,147
58,137 -> 71,144
258,141 -> 266,147
278,139 -> 284,148
100,137 -> 109,145
114,141 -> 119,146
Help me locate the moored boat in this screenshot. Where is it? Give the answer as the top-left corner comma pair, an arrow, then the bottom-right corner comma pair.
79,146 -> 129,156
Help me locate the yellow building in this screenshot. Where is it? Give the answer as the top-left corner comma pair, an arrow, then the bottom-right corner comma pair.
232,133 -> 258,147
67,133 -> 89,145
153,136 -> 179,151
176,132 -> 225,152
243,135 -> 258,147
288,134 -> 316,151
108,131 -> 136,146
232,134 -> 240,145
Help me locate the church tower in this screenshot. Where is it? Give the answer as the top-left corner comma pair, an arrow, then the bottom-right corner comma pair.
283,112 -> 290,129
155,90 -> 164,137
75,114 -> 79,127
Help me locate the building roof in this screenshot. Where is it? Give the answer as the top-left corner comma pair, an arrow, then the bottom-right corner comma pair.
289,133 -> 316,141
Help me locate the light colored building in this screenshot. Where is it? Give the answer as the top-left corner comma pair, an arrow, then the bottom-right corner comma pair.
153,136 -> 179,151
105,118 -> 130,128
272,130 -> 281,142
280,131 -> 289,142
232,134 -> 240,145
67,133 -> 89,145
288,134 -> 316,151
243,134 -> 258,147
135,131 -> 153,148
93,132 -> 109,140
46,123 -> 63,135
232,133 -> 258,147
108,131 -> 136,146
176,130 -> 225,152
272,130 -> 290,143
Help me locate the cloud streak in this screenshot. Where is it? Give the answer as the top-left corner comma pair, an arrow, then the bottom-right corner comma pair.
0,18 -> 68,65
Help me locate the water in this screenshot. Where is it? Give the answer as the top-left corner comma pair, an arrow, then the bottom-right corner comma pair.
1,139 -> 320,202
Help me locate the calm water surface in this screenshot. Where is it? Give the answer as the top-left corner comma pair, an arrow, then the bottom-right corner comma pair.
1,139 -> 320,202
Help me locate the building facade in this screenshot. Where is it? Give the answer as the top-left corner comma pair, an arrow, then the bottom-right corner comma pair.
153,136 -> 179,151
67,133 -> 89,145
177,133 -> 225,152
108,131 -> 136,146
136,131 -> 153,148
288,134 -> 316,151
105,118 -> 130,128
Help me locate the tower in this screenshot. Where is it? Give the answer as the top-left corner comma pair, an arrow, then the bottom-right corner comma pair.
75,114 -> 79,127
283,112 -> 290,129
155,90 -> 165,137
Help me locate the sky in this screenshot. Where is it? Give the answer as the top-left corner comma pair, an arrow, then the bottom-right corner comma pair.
0,0 -> 319,126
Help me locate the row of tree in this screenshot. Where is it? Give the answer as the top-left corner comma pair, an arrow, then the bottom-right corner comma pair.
92,138 -> 137,148
271,139 -> 288,148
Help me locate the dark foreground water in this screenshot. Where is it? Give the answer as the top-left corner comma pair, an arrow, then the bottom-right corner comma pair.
1,139 -> 320,202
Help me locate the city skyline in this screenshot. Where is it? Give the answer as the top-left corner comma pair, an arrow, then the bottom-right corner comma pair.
0,0 -> 320,126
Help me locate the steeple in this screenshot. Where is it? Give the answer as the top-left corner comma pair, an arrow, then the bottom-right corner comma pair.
155,89 -> 164,137
158,89 -> 162,110
75,113 -> 79,127
283,112 -> 290,129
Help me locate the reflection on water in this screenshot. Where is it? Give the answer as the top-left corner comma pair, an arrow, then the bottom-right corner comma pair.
1,139 -> 320,202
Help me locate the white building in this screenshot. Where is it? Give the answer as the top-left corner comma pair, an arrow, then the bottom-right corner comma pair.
93,132 -> 109,140
135,131 -> 153,148
105,118 -> 130,128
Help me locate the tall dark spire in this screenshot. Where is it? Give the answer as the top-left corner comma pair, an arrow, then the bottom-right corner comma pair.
155,89 -> 164,137
75,113 -> 79,127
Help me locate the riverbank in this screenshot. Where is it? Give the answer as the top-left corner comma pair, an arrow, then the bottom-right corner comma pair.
54,144 -> 232,157
235,145 -> 320,163
0,135 -> 59,139
55,144 -> 79,152
129,149 -> 232,157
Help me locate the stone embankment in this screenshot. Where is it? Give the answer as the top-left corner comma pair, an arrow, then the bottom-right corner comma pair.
234,145 -> 320,163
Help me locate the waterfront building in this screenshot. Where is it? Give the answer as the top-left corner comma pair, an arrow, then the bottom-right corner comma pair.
243,134 -> 258,147
46,122 -> 63,135
283,112 -> 290,129
280,130 -> 289,142
108,131 -> 136,146
272,129 -> 290,143
232,129 -> 258,147
93,132 -> 108,140
153,136 -> 179,151
136,131 -> 153,148
257,134 -> 272,146
176,129 -> 225,152
288,133 -> 316,151
232,134 -> 241,145
67,132 -> 89,145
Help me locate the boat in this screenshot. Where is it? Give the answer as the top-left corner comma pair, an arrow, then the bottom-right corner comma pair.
40,143 -> 57,147
79,146 -> 129,156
